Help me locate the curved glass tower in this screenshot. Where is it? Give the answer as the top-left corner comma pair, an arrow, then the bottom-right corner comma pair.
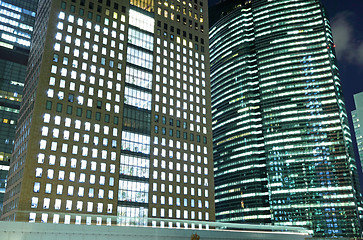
210,0 -> 362,238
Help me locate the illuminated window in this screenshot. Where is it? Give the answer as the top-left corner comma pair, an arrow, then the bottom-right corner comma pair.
33,182 -> 40,192
78,187 -> 84,197
43,198 -> 50,209
69,172 -> 75,181
77,201 -> 83,211
66,200 -> 72,210
45,183 -> 52,193
31,197 -> 38,208
59,171 -> 65,180
57,185 -> 63,194
55,199 -> 61,210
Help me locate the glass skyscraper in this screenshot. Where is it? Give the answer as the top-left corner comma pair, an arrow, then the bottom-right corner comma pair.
2,0 -> 215,228
210,0 -> 362,238
352,92 -> 363,165
0,0 -> 38,215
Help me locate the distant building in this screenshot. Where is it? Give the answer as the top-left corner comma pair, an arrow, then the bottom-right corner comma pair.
2,0 -> 215,229
0,0 -> 38,215
209,0 -> 362,238
352,92 -> 363,165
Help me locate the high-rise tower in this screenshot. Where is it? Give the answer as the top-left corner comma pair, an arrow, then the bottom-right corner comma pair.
2,0 -> 215,228
210,0 -> 361,238
0,0 -> 38,215
352,92 -> 363,166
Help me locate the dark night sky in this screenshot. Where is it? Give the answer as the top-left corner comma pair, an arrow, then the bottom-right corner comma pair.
208,0 -> 363,187
323,0 -> 363,111
321,0 -> 363,187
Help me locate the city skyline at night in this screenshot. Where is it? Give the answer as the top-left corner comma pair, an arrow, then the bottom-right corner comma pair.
0,0 -> 363,239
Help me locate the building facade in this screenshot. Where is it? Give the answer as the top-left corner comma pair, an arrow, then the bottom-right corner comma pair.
2,0 -> 214,228
0,0 -> 38,215
352,92 -> 363,166
210,0 -> 361,238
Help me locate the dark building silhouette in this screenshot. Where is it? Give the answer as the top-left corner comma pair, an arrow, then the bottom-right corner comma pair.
0,0 -> 38,215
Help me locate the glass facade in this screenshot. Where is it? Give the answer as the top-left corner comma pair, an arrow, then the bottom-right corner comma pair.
0,0 -> 38,216
118,9 -> 153,226
352,92 -> 363,165
210,4 -> 270,224
0,0 -> 36,49
210,0 -> 361,238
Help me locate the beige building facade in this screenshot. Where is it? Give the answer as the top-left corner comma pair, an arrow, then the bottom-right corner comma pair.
2,0 -> 214,227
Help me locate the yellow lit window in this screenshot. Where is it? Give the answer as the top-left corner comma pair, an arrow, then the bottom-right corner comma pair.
113,12 -> 118,19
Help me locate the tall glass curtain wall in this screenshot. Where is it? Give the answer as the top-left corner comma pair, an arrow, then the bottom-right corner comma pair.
210,0 -> 361,238
210,6 -> 270,224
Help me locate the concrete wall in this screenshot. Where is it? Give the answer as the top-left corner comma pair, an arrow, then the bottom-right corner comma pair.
0,221 -> 310,240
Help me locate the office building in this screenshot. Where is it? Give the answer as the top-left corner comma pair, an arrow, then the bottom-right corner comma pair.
2,0 -> 215,227
352,92 -> 363,165
0,0 -> 38,215
210,0 -> 361,238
